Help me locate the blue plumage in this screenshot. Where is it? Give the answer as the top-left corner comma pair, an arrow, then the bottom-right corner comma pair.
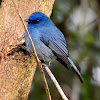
24,12 -> 84,83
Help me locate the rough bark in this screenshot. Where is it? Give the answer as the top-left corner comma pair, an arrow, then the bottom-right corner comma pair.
0,0 -> 55,100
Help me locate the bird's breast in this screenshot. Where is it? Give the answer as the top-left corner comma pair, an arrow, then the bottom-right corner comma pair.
25,34 -> 56,63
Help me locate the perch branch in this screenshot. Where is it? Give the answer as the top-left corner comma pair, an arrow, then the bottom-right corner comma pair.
12,1 -> 51,100
43,64 -> 69,100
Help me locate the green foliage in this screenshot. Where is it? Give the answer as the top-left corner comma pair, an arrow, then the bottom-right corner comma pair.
0,0 -> 2,6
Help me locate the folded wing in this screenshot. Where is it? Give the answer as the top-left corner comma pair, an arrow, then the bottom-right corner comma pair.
40,28 -> 84,83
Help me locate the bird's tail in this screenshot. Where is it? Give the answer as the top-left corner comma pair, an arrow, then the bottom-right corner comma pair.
68,57 -> 84,83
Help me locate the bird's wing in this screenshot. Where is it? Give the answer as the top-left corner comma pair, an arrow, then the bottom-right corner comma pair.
40,28 -> 84,83
40,30 -> 71,69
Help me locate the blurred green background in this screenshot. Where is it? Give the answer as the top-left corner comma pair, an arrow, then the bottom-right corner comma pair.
28,0 -> 100,100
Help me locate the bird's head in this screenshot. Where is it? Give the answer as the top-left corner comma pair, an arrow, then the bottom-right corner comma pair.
25,12 -> 53,27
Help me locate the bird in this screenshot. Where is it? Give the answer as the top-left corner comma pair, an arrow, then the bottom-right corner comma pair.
24,12 -> 84,83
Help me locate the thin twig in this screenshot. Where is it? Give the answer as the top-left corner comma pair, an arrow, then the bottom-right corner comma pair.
43,64 -> 69,100
12,1 -> 51,100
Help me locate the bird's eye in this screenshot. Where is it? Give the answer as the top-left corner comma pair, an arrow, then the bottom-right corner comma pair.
34,20 -> 40,24
25,19 -> 40,24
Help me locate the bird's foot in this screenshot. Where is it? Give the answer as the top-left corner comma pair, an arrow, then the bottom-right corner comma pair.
42,63 -> 50,71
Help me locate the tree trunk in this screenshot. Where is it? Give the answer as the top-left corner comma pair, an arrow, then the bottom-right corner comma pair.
0,0 -> 55,100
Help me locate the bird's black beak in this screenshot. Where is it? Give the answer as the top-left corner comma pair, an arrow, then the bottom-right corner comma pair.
24,19 -> 31,23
